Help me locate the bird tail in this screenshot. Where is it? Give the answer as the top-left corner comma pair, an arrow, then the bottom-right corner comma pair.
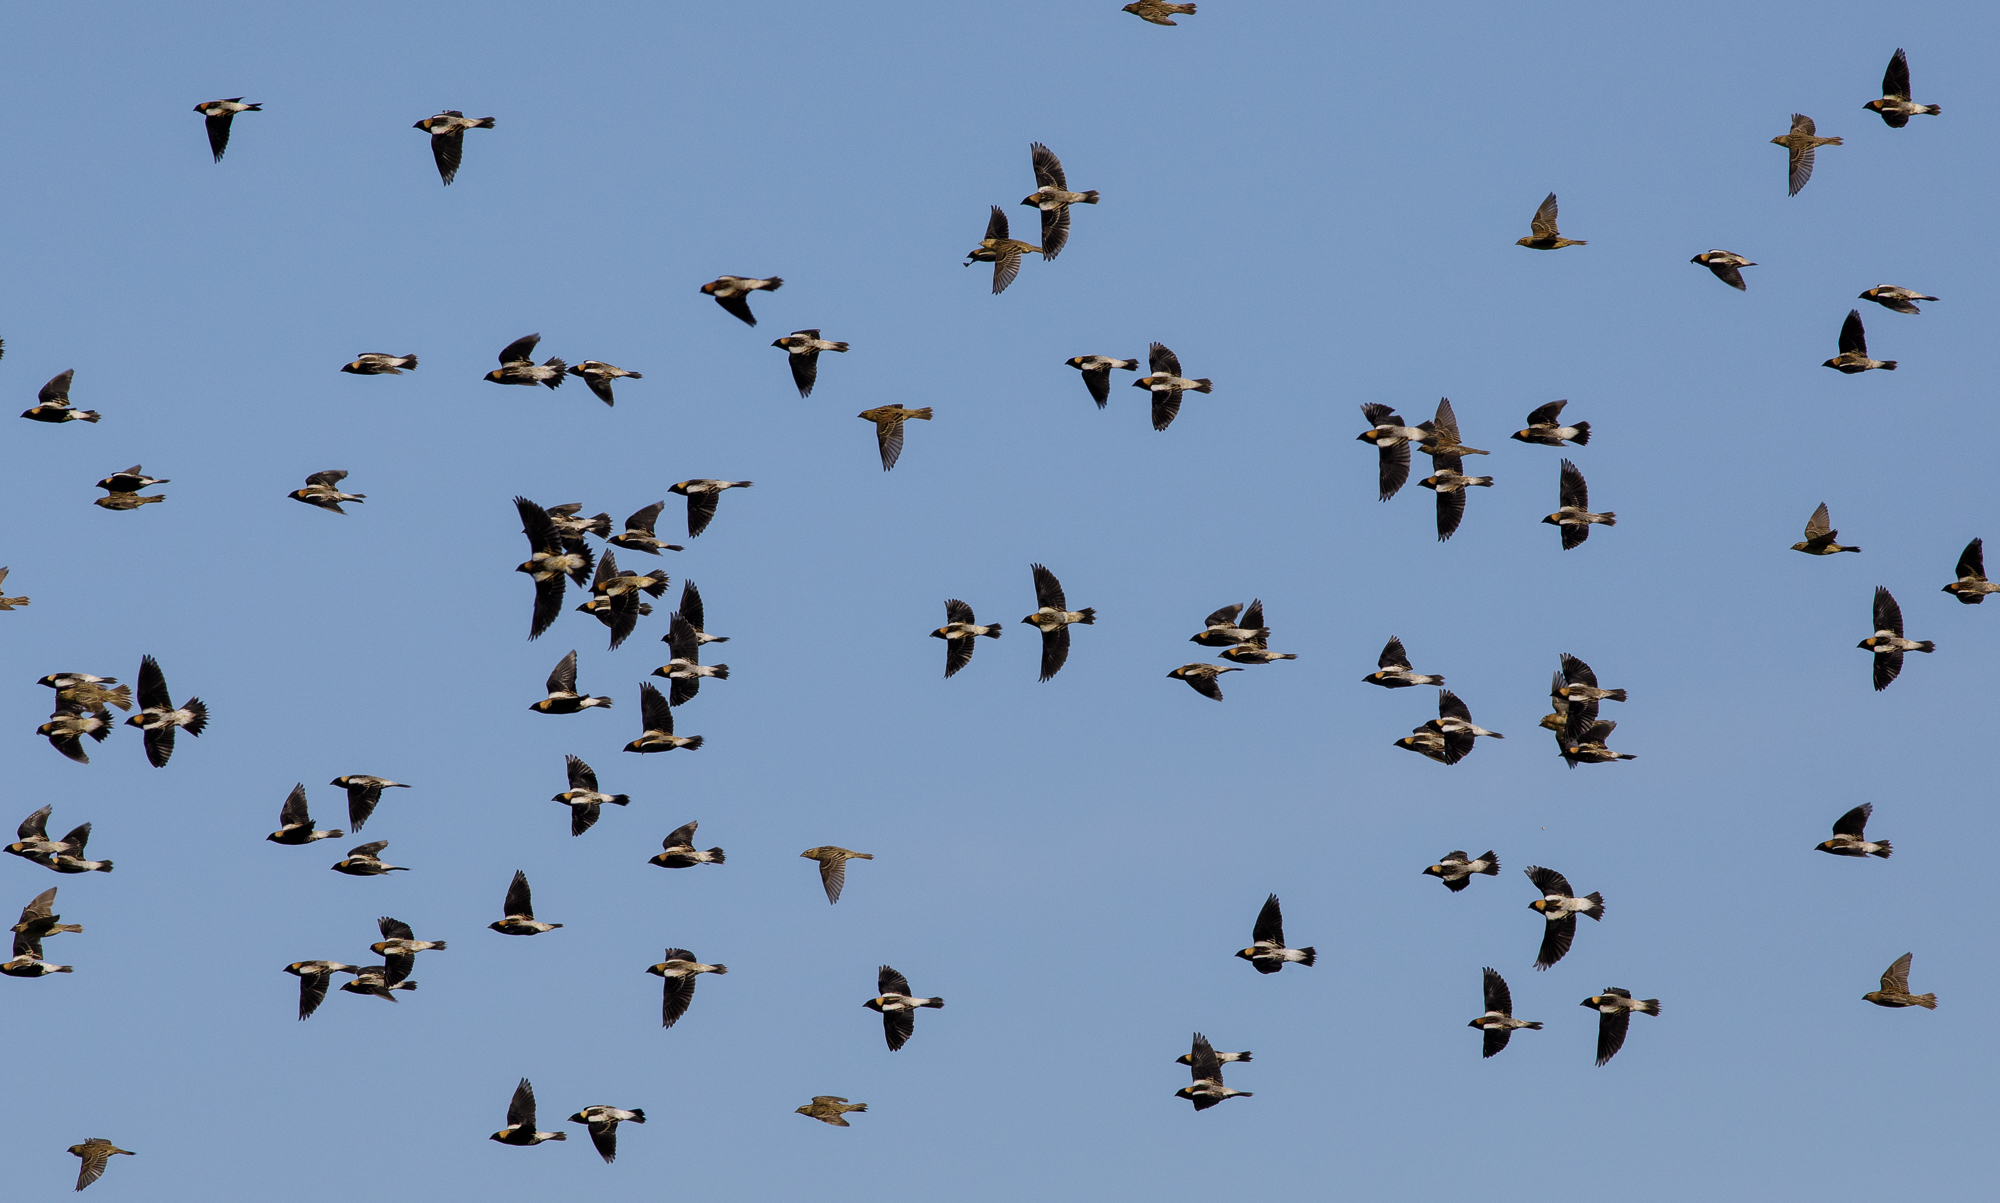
922,997 -> 945,1008
183,699 -> 209,736
1601,689 -> 1628,702
1912,994 -> 1937,1009
829,342 -> 850,353
1871,841 -> 1891,859
1523,1020 -> 1544,1030
909,407 -> 934,421
1597,513 -> 1617,525
401,355 -> 419,369
1568,421 -> 1589,445
1880,361 -> 1898,370
541,358 -> 568,385
628,1110 -> 646,1123
1635,998 -> 1660,1015
608,795 -> 631,806
847,1103 -> 868,1112
1296,946 -> 1316,967
1922,106 -> 1941,116
1075,608 -> 1097,625
1477,853 -> 1500,875
680,736 -> 704,750
709,665 -> 730,680
1915,641 -> 1936,653
589,695 -> 614,707
79,410 -> 101,423
93,860 -> 113,872
706,847 -> 725,862
52,923 -> 84,935
471,116 -> 496,128
1584,892 -> 1605,918
1190,378 -> 1213,393
1079,190 -> 1101,204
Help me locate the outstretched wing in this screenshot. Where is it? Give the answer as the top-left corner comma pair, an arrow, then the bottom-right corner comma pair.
1957,538 -> 1986,581
507,1078 -> 537,1129
878,965 -> 912,997
1030,142 -> 1067,191
1147,342 -> 1182,378
547,650 -> 579,696
1882,48 -> 1911,100
1535,913 -> 1576,970
1530,192 -> 1559,238
1251,894 -> 1284,946
278,783 -> 311,827
136,655 -> 171,710
1038,624 -> 1071,682
1831,803 -> 1872,838
1804,503 -> 1833,541
1595,1008 -> 1630,1066
1558,459 -> 1588,511
1483,966 -> 1512,1015
503,869 -> 534,919
1881,952 -> 1914,994
1030,563 -> 1066,610
1524,399 -> 1566,426
1872,585 -> 1903,635
1839,309 -> 1868,357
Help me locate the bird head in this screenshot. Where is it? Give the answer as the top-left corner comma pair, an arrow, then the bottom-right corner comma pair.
1857,636 -> 1879,650
1529,899 -> 1549,914
1579,996 -> 1602,1009
1421,864 -> 1444,878
1540,513 -> 1563,526
1514,236 -> 1536,248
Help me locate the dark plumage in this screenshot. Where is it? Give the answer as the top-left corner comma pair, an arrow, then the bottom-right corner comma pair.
413,110 -> 494,185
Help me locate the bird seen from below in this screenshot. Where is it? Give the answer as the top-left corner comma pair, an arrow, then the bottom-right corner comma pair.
330,776 -> 409,833
126,655 -> 206,768
799,846 -> 871,904
1581,988 -> 1659,1066
69,1138 -> 135,1191
1526,865 -> 1604,970
1858,586 -> 1933,691
650,821 -> 725,870
1816,803 -> 1890,859
1022,563 -> 1095,682
1943,538 -> 1997,603
857,405 -> 932,471
1691,249 -> 1756,291
1022,142 -> 1098,259
1168,662 -> 1240,700
964,205 -> 1041,294
194,97 -> 259,161
700,276 -> 782,326
490,1078 -> 566,1146
1864,49 -> 1940,127
340,353 -> 417,375
669,479 -> 753,538
413,110 -> 494,185
865,965 -> 944,1052
1824,310 -> 1895,373
568,1105 -> 645,1164
647,949 -> 727,1029
288,469 -> 364,513
531,650 -> 613,715
1857,285 -> 1937,315
625,682 -> 701,753
1064,354 -> 1139,407
554,754 -> 629,837
932,599 -> 1002,678
566,360 -> 643,405
1470,967 -> 1542,1058
653,613 -> 727,705
490,870 -> 562,935
1176,1033 -> 1252,1111
1424,850 -> 1500,893
770,330 -> 847,397
1544,459 -> 1614,549
267,784 -> 343,845
1131,341 -> 1211,432
1772,114 -> 1840,195
284,960 -> 361,1020
1235,894 -> 1315,974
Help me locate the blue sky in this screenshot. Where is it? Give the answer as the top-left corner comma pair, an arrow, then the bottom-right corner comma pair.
2,1 -> 1996,1197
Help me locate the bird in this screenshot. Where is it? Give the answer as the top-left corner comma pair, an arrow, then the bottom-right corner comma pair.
413,110 -> 494,185
1509,399 -> 1589,448
858,405 -> 933,471
340,353 -> 417,375
283,961 -> 361,1020
1556,653 -> 1626,736
1560,719 -> 1637,767
1857,285 -> 1937,316
517,496 -> 595,639
39,672 -> 132,716
1235,894 -> 1315,973
797,1097 -> 868,1127
1169,662 -> 1242,700
647,949 -> 727,1028
653,613 -> 728,705
1793,503 -> 1860,554
330,776 -> 410,833
650,821 -> 725,870
608,502 -> 682,555
1064,355 -> 1140,408
1021,563 -> 1096,682
1395,726 -> 1472,766
932,599 -> 1002,678
1858,586 -> 1933,691
10,887 -> 82,971
339,960 -> 418,1002
625,682 -> 702,753
1192,601 -> 1269,648
489,871 -> 561,936
6,811 -> 111,874
485,333 -> 566,389
370,917 -> 446,980
531,650 -> 613,714
964,205 -> 1041,295
288,469 -> 365,513
267,784 -> 343,846
1543,458 -> 1615,549
579,550 -> 660,651
1176,1033 -> 1252,1111
568,1105 -> 645,1164
799,846 -> 872,904
1943,538 -> 1999,603
490,1079 -> 566,1146
1772,114 -> 1841,196
1471,968 -> 1542,1058
1415,397 -> 1489,459
194,97 -> 260,161
68,1139 -> 135,1191
329,840 -> 406,876
700,276 -> 782,326
1516,192 -> 1585,249
1817,803 -> 1890,859
1424,850 -> 1500,893
1691,250 -> 1756,291
37,706 -> 111,764
1357,403 -> 1428,500
1824,309 -> 1896,373
566,360 -> 643,405
1021,142 -> 1099,259
674,580 -> 726,645
1130,342 -> 1212,432
1865,49 -> 1940,127
1863,952 -> 1936,1009
543,502 -> 611,544
770,330 -> 848,397
865,965 -> 944,1051
1581,989 -> 1660,1065
95,464 -> 168,493
0,949 -> 72,977
554,754 -> 629,837
1424,688 -> 1504,744
1174,1046 -> 1251,1069
1218,641 -> 1298,667
669,479 -> 753,538
1525,866 -> 1604,970
124,655 -> 207,768
93,490 -> 164,511
1364,637 -> 1444,689
20,370 -> 99,423
1419,452 -> 1493,542
1125,1 -> 1197,25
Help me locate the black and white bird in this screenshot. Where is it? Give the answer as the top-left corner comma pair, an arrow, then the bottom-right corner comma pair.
125,655 -> 207,768
531,650 -> 613,715
1470,967 -> 1542,1057
490,1078 -> 566,1146
1021,563 -> 1095,682
1525,866 -> 1604,970
1234,894 -> 1315,974
653,613 -> 728,705
1064,355 -> 1139,407
700,276 -> 783,326
1021,142 -> 1099,258
516,497 -> 596,640
266,784 -> 343,845
1357,403 -> 1427,501
1857,586 -> 1933,691
1580,989 -> 1660,1066
329,840 -> 406,876
1176,1033 -> 1253,1111
283,961 -> 361,1020
486,333 -> 566,389
1191,601 -> 1268,648
650,821 -> 725,870
1543,459 -> 1615,549
1510,399 -> 1590,447
489,870 -> 562,935
1942,538 -> 1998,603
1424,689 -> 1504,743
625,683 -> 702,753
566,360 -> 643,405
669,480 -> 753,538
288,469 -> 365,514
330,776 -> 409,833
194,97 -> 260,161
1363,637 -> 1443,689
864,965 -> 945,1051
1423,850 -> 1500,893
931,599 -> 1002,678
413,110 -> 494,185
568,1105 -> 646,1164
553,755 -> 629,837
770,330 -> 848,397
608,502 -> 683,555
1816,803 -> 1890,859
647,949 -> 727,1029
1130,342 -> 1212,432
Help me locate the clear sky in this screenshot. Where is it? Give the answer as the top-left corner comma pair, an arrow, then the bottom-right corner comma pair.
2,1 -> 1995,1198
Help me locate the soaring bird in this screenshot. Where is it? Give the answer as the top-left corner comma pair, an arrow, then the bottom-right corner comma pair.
486,333 -> 566,389
289,469 -> 365,513
283,961 -> 361,1020
1823,310 -> 1895,373
797,1096 -> 868,1127
1862,952 -> 1936,1009
1235,894 -> 1315,974
1130,342 -> 1212,432
1543,459 -> 1614,549
858,405 -> 933,471
531,650 -> 613,715
1168,662 -> 1242,700
1816,803 -> 1890,859
1858,586 -> 1933,691
489,870 -> 562,935
669,479 -> 753,538
69,1139 -> 135,1191
413,110 -> 494,185
490,1079 -> 567,1146
1021,143 -> 1099,259
771,330 -> 848,397
1581,988 -> 1660,1065
608,502 -> 682,555
340,353 -> 417,375
267,784 -> 343,845
625,683 -> 702,753
1125,1 -> 1197,25
799,846 -> 872,904
1516,193 -> 1586,249
1064,355 -> 1139,408
932,599 -> 1002,678
1793,503 -> 1860,555
330,776 -> 410,833
1525,865 -> 1604,970
1943,538 -> 1999,603
1021,563 -> 1096,682
647,949 -> 727,1029
566,360 -> 643,405
1771,114 -> 1840,196
1424,850 -> 1500,893
568,1105 -> 645,1164
650,821 -> 725,870
1690,250 -> 1756,291
20,370 -> 99,423
1176,1033 -> 1252,1111
1864,49 -> 1940,127
1364,636 -> 1443,689
964,205 -> 1041,295
554,754 -> 629,837
1857,285 -> 1937,316
125,655 -> 207,768
700,276 -> 782,326
865,965 -> 944,1051
194,97 -> 260,161
1470,967 -> 1542,1058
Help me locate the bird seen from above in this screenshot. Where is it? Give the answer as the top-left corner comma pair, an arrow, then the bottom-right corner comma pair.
965,205 -> 1042,295
485,333 -> 567,389
340,352 -> 417,375
648,949 -> 727,1029
1357,403 -> 1429,501
1559,718 -> 1637,767
1581,988 -> 1660,1066
700,276 -> 783,326
1022,563 -> 1096,682
568,1105 -> 645,1164
6,808 -> 111,874
799,846 -> 871,904
1471,967 -> 1542,1058
1857,285 -> 1937,316
1177,1033 -> 1252,1111
21,370 -> 99,423
490,870 -> 562,935
1022,142 -> 1099,259
607,501 -> 682,555
1395,727 -> 1467,765
330,775 -> 409,833
289,469 -> 365,513
1235,894 -> 1315,974
857,405 -> 932,471
490,1078 -> 566,1146
865,965 -> 945,1052
126,655 -> 206,768
1192,600 -> 1269,650
932,599 -> 1002,678
1793,502 -> 1860,554
1419,451 -> 1493,542
12,886 -> 84,952
69,1138 -> 135,1192
1125,0 -> 1196,25
1064,354 -> 1140,408
1364,636 -> 1443,689
1943,537 -> 1997,603
532,650 -> 613,714
1816,803 -> 1890,859
1424,850 -> 1500,893
40,672 -> 132,715
625,682 -> 702,753
1415,398 -> 1488,460
1691,250 -> 1756,291
554,754 -> 629,837
1772,114 -> 1841,195
565,360 -> 642,405
770,330 -> 848,397
1131,341 -> 1212,432
1858,585 -> 1933,691
1509,399 -> 1589,448
1862,952 -> 1936,1009
797,1096 -> 868,1127
194,97 -> 259,161
1168,662 -> 1241,700
669,479 -> 753,538
1865,49 -> 1940,127
413,110 -> 494,185
653,612 -> 728,705
267,784 -> 343,846
329,840 -> 406,876
284,960 -> 362,1020
1526,865 -> 1604,971
1544,458 -> 1615,549
650,821 -> 725,870
1556,653 -> 1626,734
1516,192 -> 1585,249
1824,309 -> 1895,373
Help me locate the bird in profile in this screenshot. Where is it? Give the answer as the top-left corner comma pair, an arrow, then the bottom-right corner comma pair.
1125,0 -> 1197,25
1470,968 -> 1542,1058
568,1105 -> 645,1164
865,965 -> 944,1051
647,949 -> 727,1029
625,682 -> 702,753
12,885 -> 83,947
1862,952 -> 1936,1009
1064,355 -> 1139,408
932,599 -> 1002,678
340,959 -> 418,1002
1357,403 -> 1428,500
21,370 -> 99,423
1415,398 -> 1488,460
1816,803 -> 1890,859
1131,342 -> 1212,431
965,205 -> 1041,294
1509,399 -> 1589,448
330,776 -> 409,833
1824,310 -> 1895,373
330,840 -> 406,876
608,502 -> 682,555
0,947 -> 72,977
799,846 -> 872,904
654,613 -> 728,704
1191,601 -> 1268,648
1690,250 -> 1756,291
858,405 -> 932,471
1235,894 -> 1315,973
1560,719 -> 1637,768
1943,538 -> 1998,603
578,550 -> 661,651
669,479 -> 753,538
1419,450 -> 1493,542
6,808 -> 111,874
490,1079 -> 566,1146
1555,653 -> 1626,734
1857,285 -> 1937,316
1772,114 -> 1840,196
1022,563 -> 1096,682
267,784 -> 343,845
68,1139 -> 135,1191
1516,193 -> 1585,249
1425,688 -> 1504,743
371,916 -> 446,979
38,706 -> 111,763
1176,1033 -> 1252,1110
94,465 -> 170,512
566,360 -> 643,405
485,333 -> 566,389
1580,988 -> 1660,1065
126,655 -> 207,768
650,821 -> 725,870
1858,586 -> 1933,691
289,469 -> 365,513
1864,49 -> 1940,127
413,110 -> 494,185
517,497 -> 596,639
1525,865 -> 1604,970
1168,662 -> 1241,700
700,276 -> 783,326
1364,637 -> 1443,689
797,1096 -> 868,1127
1217,631 -> 1296,665
194,97 -> 260,161
1395,726 -> 1471,766
283,961 -> 361,1020
340,353 -> 417,375
673,580 -> 727,647
1423,850 -> 1500,893
1022,143 -> 1098,259
490,870 -> 562,935
531,650 -> 613,714
1543,459 -> 1615,549
771,330 -> 848,397
1793,503 -> 1860,554
1174,1044 -> 1250,1069
39,672 -> 132,716
554,754 -> 629,837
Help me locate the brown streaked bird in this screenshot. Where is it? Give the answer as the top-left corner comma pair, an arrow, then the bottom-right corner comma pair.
340,353 -> 417,375
1022,142 -> 1099,259
93,491 -> 163,511
796,1096 -> 867,1127
21,370 -> 99,423
554,754 -> 629,837
1858,586 -> 1933,691
701,276 -> 783,326
865,965 -> 944,1052
1191,601 -> 1268,648
1416,398 -> 1489,459
1510,399 -> 1589,448
799,846 -> 872,904
566,360 -> 643,405
1772,114 -> 1841,196
1515,192 -> 1585,249
858,405 -> 932,471
1543,458 -> 1614,549
1021,563 -> 1096,682
12,886 -> 82,959
1824,309 -> 1895,373
0,568 -> 26,610
330,776 -> 409,833
1130,342 -> 1212,432
1125,0 -> 1196,24
1169,662 -> 1242,701
195,97 -> 260,161
669,479 -> 753,538
1235,893 -> 1315,974
932,599 -> 1002,678
69,1139 -> 135,1191
1471,967 -> 1542,1058
568,1104 -> 646,1164
1525,865 -> 1603,970
653,612 -> 727,706
283,960 -> 362,1020
1865,49 -> 1940,128
625,682 -> 702,753
490,1078 -> 567,1146
1857,285 -> 1937,316
607,502 -> 682,555
1424,850 -> 1500,893
1364,636 -> 1443,689
1792,502 -> 1860,555
39,705 -> 112,764
964,205 -> 1041,295
125,655 -> 206,768
413,109 -> 494,185
490,870 -> 561,935
289,469 -> 365,513
770,330 -> 848,397
485,333 -> 566,389
1581,989 -> 1660,1066
39,672 -> 132,716
1065,355 -> 1140,408
329,840 -> 406,876
267,784 -> 343,845
1691,250 -> 1756,291
1943,537 -> 1999,603
1863,952 -> 1936,1009
1357,403 -> 1427,500
1177,1033 -> 1252,1111
650,821 -> 725,870
1816,803 -> 1890,859
531,650 -> 613,715
646,949 -> 727,1029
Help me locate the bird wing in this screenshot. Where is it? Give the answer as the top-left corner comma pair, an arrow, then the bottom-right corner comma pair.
667,612 -> 700,663
604,589 -> 641,651
626,501 -> 664,536
944,599 -> 976,626
529,575 -> 565,641
1183,669 -> 1225,701
1040,204 -> 1070,260
1031,563 -> 1066,610
587,1121 -> 618,1162
1360,402 -> 1398,428
1079,364 -> 1111,407
1873,649 -> 1904,692
430,128 -> 466,184
298,970 -> 330,1020
204,112 -> 235,161
1525,865 -> 1573,897
713,292 -> 758,325
878,965 -> 912,997
566,754 -> 598,792
1831,803 -> 1872,838
990,246 -> 1023,295
660,971 -> 697,1028
684,492 -> 720,537
142,723 -> 177,768
639,682 -> 674,734
1558,459 -> 1588,510
1535,913 -> 1577,970
1881,952 -> 1913,993
1882,48 -> 1911,99
1150,385 -> 1183,432
1147,342 -> 1182,378
570,802 -> 601,837
136,654 -> 171,710
351,840 -> 389,858
344,782 -> 383,832
1559,653 -> 1598,689
547,651 -> 579,696
818,855 -> 848,903
16,805 -> 51,843
1482,1026 -> 1513,1058
1791,113 -> 1816,136
1437,689 -> 1472,724
278,783 -> 311,827
787,348 -> 820,397
1873,585 -> 1903,635
1957,538 -> 1985,581
1378,439 -> 1411,501
1839,310 -> 1868,357
1030,141 -> 1066,190
508,1079 -> 537,1129
38,370 -> 73,404
516,496 -> 559,553
74,1144 -> 114,1191
18,886 -> 57,925
873,413 -> 906,471
984,204 -> 1009,242
1524,399 -> 1566,426
503,870 -> 534,919
1595,1007 -> 1631,1066
1187,1033 -> 1221,1080
660,821 -> 699,850
1038,623 -> 1071,682
1251,894 -> 1284,946
379,916 -> 415,941
1203,604 -> 1244,629
942,632 -> 975,679
1804,503 -> 1833,540
679,580 -> 707,631
61,823 -> 92,853
1530,192 -> 1559,238
1239,599 -> 1265,632
1435,483 -> 1466,541
1378,637 -> 1411,671
1483,966 -> 1511,1015
497,334 -> 541,367
883,1007 -> 915,1051
1431,397 -> 1463,443
305,469 -> 348,489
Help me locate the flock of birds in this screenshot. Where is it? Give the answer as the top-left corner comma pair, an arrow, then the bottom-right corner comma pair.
0,13 -> 1974,1191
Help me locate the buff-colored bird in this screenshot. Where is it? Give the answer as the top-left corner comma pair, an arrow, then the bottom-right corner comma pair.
800,846 -> 873,904
858,406 -> 932,472
1124,0 -> 1196,25
69,1139 -> 135,1191
796,1096 -> 867,1126
964,205 -> 1041,295
1772,114 -> 1841,196
1516,193 -> 1585,249
1862,952 -> 1936,1009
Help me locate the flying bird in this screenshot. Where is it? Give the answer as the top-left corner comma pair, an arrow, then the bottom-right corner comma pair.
1858,586 -> 1934,690
330,776 -> 409,833
799,846 -> 872,904
1862,952 -> 1936,1009
1419,451 -> 1493,541
490,870 -> 562,935
1525,865 -> 1604,970
94,465 -> 168,510
1022,143 -> 1099,259
1543,459 -> 1615,549
1176,1033 -> 1252,1111
194,97 -> 260,161
1125,0 -> 1197,25
796,1097 -> 867,1127
1793,503 -> 1860,555
1022,563 -> 1096,682
669,479 -> 753,538
1556,654 -> 1626,736
1424,850 -> 1500,893
1943,538 -> 1998,603
647,949 -> 727,1029
340,353 -> 417,375
515,496 -> 602,632
5,808 -> 110,874
125,655 -> 206,768
38,704 -> 112,764
568,1105 -> 645,1164
283,961 -> 362,1020
289,469 -> 365,513
865,965 -> 944,1051
1235,894 -> 1315,974
1364,637 -> 1443,689
1690,250 -> 1756,291
490,1078 -> 566,1146
1581,988 -> 1660,1065
673,580 -> 726,645
1395,726 -> 1472,766
625,682 -> 702,753
531,650 -> 613,714
1130,342 -> 1212,432
608,502 -> 682,555
964,205 -> 1041,295
1559,719 -> 1637,767
340,959 -> 418,1002
485,333 -> 566,389
1516,192 -> 1585,249
1824,310 -> 1895,373
1064,355 -> 1140,407
413,110 -> 494,185
1471,968 -> 1542,1058
650,821 -> 725,870
1816,803 -> 1890,859
267,784 -> 343,846
1357,403 -> 1427,500
1168,662 -> 1241,700
11,886 -> 83,966
653,613 -> 727,705
1423,688 -> 1503,743
69,1139 -> 135,1191
1857,285 -> 1937,316
858,405 -> 933,471
1864,49 -> 1940,127
554,754 -> 629,837
770,330 -> 848,397
329,840 -> 406,876
566,360 -> 643,405
39,672 -> 131,715
932,599 -> 1002,678
1509,399 -> 1589,447
371,917 -> 446,980
21,370 -> 99,423
1772,114 -> 1841,196
1191,601 -> 1268,648
700,276 -> 783,326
